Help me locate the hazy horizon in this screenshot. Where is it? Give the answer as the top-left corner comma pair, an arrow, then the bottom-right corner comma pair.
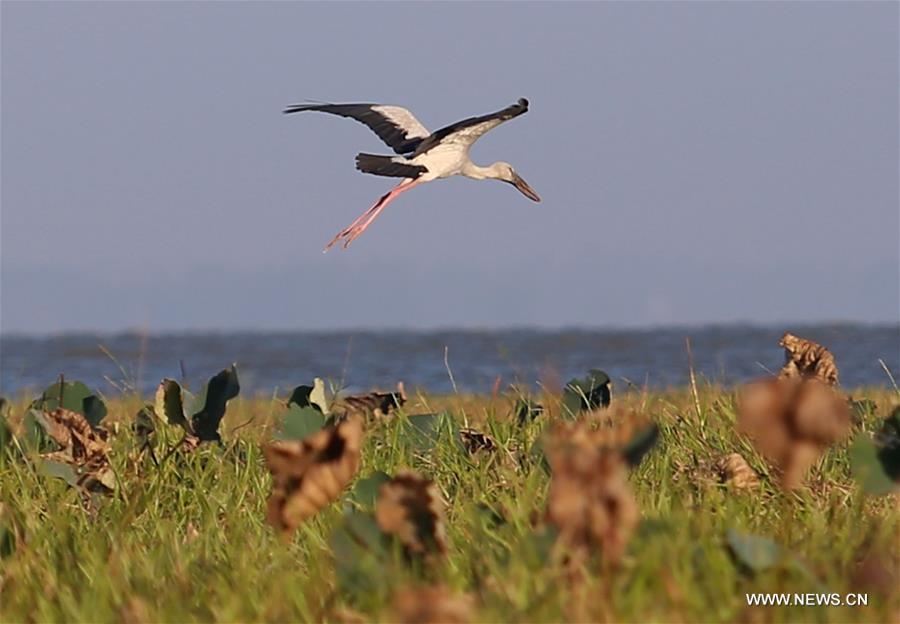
3,324 -> 897,394
2,320 -> 897,340
2,2 -> 898,334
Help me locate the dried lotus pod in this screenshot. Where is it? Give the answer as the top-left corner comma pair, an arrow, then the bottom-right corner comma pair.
853,549 -> 899,598
180,434 -> 201,453
375,470 -> 447,558
391,585 -> 473,624
37,408 -> 115,493
778,332 -> 839,386
738,377 -> 850,489
263,415 -> 363,532
41,408 -> 110,465
717,453 -> 760,489
458,427 -> 496,454
544,422 -> 639,565
344,382 -> 407,420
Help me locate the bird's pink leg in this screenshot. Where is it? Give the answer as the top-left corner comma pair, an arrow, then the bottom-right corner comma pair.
324,178 -> 422,251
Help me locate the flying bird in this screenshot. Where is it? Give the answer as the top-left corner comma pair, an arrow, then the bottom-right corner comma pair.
283,98 -> 540,251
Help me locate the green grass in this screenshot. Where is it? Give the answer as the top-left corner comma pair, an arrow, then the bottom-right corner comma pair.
1,384 -> 898,623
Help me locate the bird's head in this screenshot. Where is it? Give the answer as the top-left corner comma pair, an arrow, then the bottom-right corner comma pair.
491,162 -> 541,202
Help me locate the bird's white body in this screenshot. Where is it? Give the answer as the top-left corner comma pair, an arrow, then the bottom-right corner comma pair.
406,145 -> 471,181
284,98 -> 539,250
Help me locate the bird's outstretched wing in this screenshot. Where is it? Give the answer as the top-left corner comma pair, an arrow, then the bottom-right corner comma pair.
411,98 -> 529,157
283,102 -> 431,155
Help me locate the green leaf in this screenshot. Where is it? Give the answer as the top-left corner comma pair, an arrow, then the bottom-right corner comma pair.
31,380 -> 107,428
850,435 -> 898,495
189,364 -> 240,442
406,413 -> 451,452
622,423 -> 660,467
277,405 -> 326,441
879,404 -> 900,435
0,504 -> 17,559
81,396 -> 107,428
0,520 -> 15,559
875,405 -> 900,480
344,511 -> 385,552
562,369 -> 611,418
726,530 -> 780,572
0,398 -> 12,453
514,397 -> 544,425
408,413 -> 439,445
285,378 -> 330,415
286,385 -> 314,408
350,471 -> 391,509
38,459 -> 79,487
155,379 -> 189,431
850,406 -> 900,495
22,409 -> 58,453
329,511 -> 388,595
133,404 -> 156,448
35,458 -> 114,494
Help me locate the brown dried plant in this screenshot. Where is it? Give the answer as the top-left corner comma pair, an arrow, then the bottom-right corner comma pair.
778,332 -> 839,386
391,585 -> 474,624
343,382 -> 407,420
40,408 -> 109,465
458,427 -> 496,454
263,415 -> 363,533
738,377 -> 851,489
375,470 -> 447,558
717,453 -> 760,489
544,420 -> 640,566
40,408 -> 115,492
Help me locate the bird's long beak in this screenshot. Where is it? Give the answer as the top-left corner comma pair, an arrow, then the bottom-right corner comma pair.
511,173 -> 541,202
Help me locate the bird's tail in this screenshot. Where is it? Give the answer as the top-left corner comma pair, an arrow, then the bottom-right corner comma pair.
355,153 -> 427,179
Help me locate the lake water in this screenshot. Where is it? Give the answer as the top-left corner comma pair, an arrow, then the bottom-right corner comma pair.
1,324 -> 896,399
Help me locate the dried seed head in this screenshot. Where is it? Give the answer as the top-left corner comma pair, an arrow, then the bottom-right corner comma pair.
717,453 -> 760,489
544,422 -> 639,565
391,585 -> 473,624
738,378 -> 850,489
458,427 -> 496,454
853,551 -> 899,597
344,382 -> 407,420
120,597 -> 151,624
263,415 -> 363,532
376,470 -> 447,557
328,607 -> 367,624
42,408 -> 109,463
37,408 -> 115,493
180,435 -> 201,453
778,332 -> 839,386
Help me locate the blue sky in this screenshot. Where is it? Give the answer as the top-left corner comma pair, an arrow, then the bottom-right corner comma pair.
2,2 -> 897,333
